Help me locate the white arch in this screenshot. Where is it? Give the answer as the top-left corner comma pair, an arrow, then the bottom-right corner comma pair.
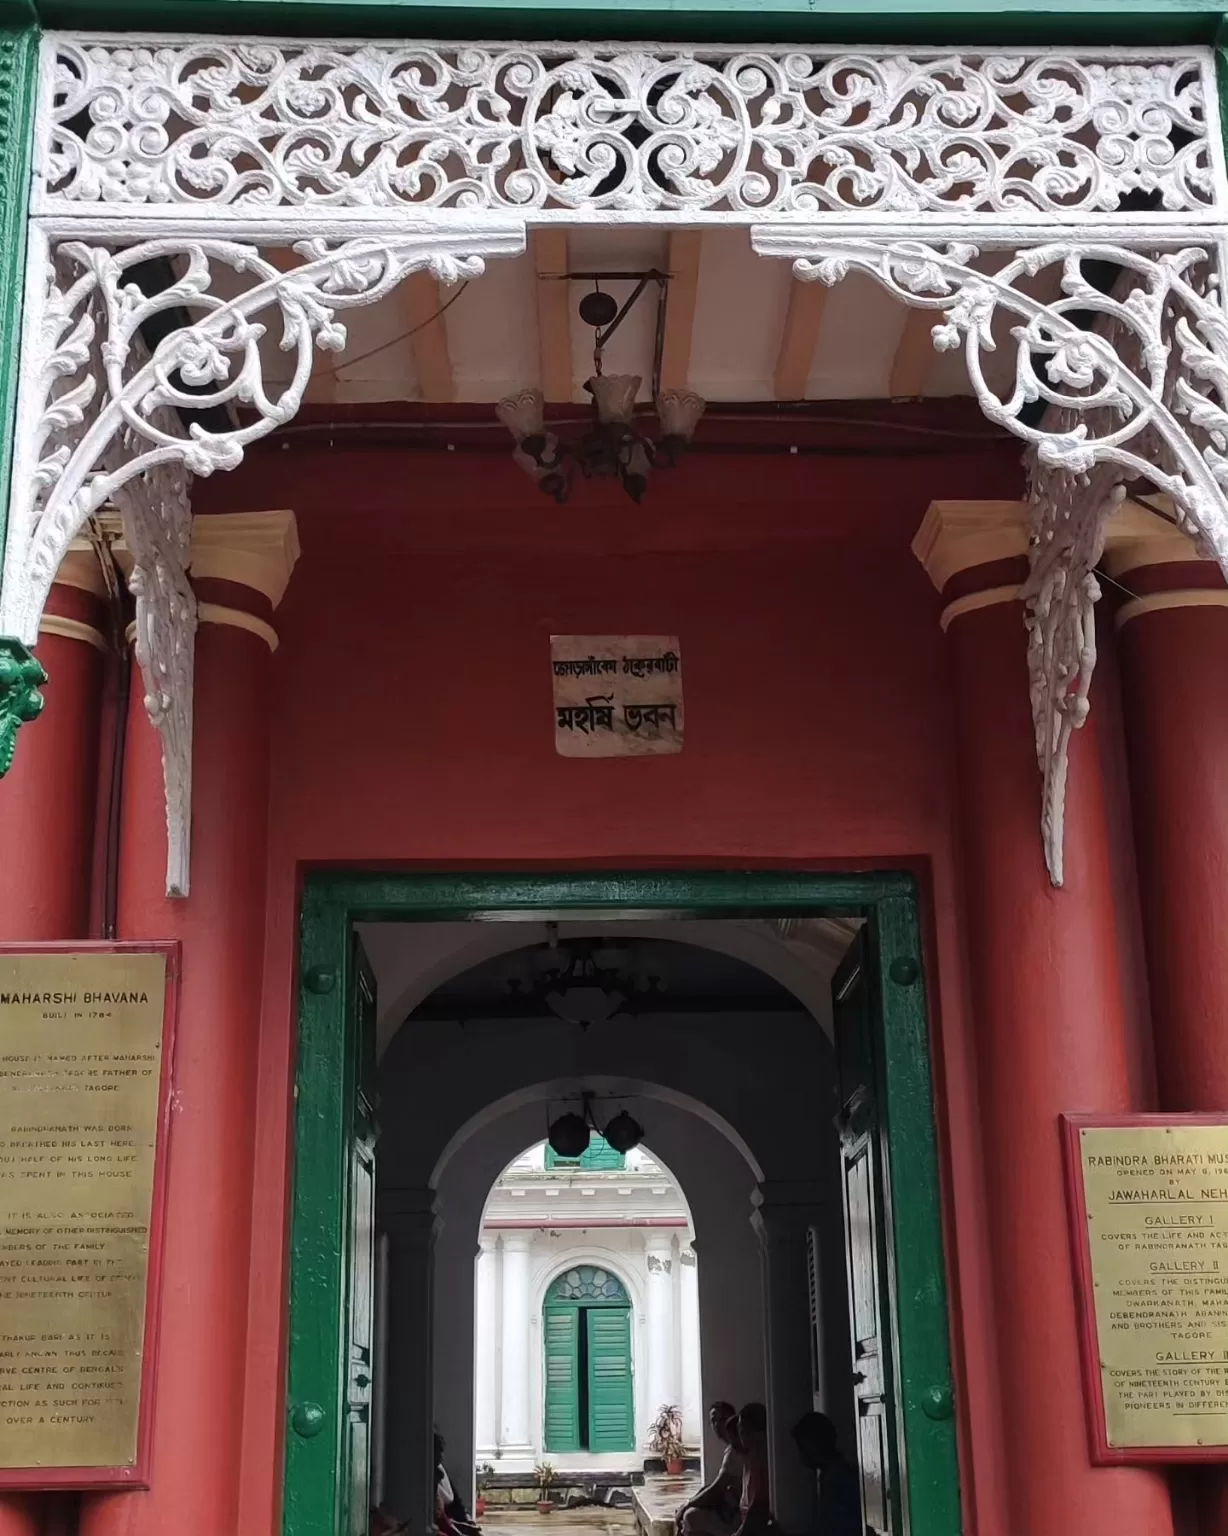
364,918 -> 843,1057
431,1077 -> 765,1190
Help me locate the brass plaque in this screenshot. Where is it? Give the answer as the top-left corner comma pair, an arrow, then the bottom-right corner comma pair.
0,952 -> 167,1470
551,636 -> 683,758
1078,1123 -> 1228,1450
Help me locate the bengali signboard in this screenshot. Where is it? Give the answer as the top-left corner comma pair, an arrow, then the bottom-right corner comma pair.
1064,1115 -> 1228,1462
551,635 -> 683,758
0,945 -> 177,1488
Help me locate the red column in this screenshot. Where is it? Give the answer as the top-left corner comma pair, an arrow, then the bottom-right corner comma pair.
80,513 -> 296,1536
0,551 -> 107,939
915,502 -> 1174,1536
0,548 -> 107,1536
1109,504 -> 1228,1534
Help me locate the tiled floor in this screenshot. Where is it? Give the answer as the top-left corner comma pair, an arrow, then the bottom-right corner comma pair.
481,1475 -> 703,1536
482,1509 -> 638,1536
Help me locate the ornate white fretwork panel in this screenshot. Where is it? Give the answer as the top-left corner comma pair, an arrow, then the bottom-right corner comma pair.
5,32 -> 1228,892
36,38 -> 1226,222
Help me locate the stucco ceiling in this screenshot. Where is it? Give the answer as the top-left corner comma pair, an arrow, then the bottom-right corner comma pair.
359,916 -> 857,1056
224,228 -> 1059,412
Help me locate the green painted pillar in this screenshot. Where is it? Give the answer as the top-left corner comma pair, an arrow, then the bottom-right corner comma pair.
0,23 -> 40,777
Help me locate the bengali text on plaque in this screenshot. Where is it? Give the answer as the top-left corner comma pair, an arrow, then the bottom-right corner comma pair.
0,951 -> 168,1473
551,635 -> 683,758
1074,1121 -> 1228,1454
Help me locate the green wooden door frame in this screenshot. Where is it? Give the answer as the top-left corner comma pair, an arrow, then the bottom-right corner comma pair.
288,869 -> 958,1536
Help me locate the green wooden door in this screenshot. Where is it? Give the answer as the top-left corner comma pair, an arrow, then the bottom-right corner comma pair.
833,935 -> 900,1536
585,1307 -> 635,1451
285,934 -> 378,1536
543,1306 -> 581,1453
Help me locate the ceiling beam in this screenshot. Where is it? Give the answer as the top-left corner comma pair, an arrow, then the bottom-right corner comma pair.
400,269 -> 456,404
533,229 -> 574,403
659,231 -> 703,394
889,308 -> 936,399
773,279 -> 828,401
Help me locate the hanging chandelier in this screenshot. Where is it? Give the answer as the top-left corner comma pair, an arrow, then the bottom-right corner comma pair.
496,276 -> 706,505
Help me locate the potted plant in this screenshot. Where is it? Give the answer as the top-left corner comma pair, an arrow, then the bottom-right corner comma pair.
649,1404 -> 686,1475
476,1463 -> 494,1518
535,1462 -> 556,1514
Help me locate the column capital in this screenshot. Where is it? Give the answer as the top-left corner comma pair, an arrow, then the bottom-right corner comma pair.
499,1230 -> 534,1254
42,538 -> 110,653
107,509 -> 300,654
379,1186 -> 440,1252
188,510 -> 301,608
54,537 -> 110,599
1101,497 -> 1203,580
752,1181 -> 827,1244
912,500 -> 1029,593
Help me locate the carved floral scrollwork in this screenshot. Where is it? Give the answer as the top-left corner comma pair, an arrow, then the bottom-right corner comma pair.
0,220 -> 524,892
752,229 -> 1228,882
41,39 -> 1217,219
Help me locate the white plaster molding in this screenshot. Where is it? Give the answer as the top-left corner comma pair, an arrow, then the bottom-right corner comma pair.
38,613 -> 107,651
1116,589 -> 1228,626
39,39 -> 1222,223
939,585 -> 1023,632
53,536 -> 108,597
189,509 -> 300,607
753,227 -> 1228,885
196,601 -> 280,651
1103,497 -> 1203,576
912,500 -> 1029,591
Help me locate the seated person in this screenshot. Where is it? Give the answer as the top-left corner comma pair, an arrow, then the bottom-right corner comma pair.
732,1403 -> 773,1536
791,1412 -> 861,1536
435,1431 -> 481,1536
678,1401 -> 743,1536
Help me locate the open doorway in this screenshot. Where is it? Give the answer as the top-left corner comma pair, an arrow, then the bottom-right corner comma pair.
474,1136 -> 701,1475
284,872 -> 957,1536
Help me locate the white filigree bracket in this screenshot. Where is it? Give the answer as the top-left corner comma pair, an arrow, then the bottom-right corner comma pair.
0,219 -> 525,894
752,225 -> 1228,882
5,31 -> 1228,893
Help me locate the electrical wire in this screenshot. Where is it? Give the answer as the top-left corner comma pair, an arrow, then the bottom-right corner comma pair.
316,281 -> 471,378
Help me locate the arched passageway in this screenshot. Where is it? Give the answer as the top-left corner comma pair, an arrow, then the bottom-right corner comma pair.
370,929 -> 856,1536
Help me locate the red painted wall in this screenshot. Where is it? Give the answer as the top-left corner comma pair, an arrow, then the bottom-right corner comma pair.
190,440 -> 1028,1534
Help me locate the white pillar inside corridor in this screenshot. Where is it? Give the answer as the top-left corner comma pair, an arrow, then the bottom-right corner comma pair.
475,1236 -> 499,1458
645,1232 -> 680,1446
499,1234 -> 534,1455
755,1185 -> 825,1536
679,1245 -> 703,1455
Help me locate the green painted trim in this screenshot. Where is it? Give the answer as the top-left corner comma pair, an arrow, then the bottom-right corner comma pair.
284,897 -> 354,1536
0,25 -> 36,602
288,869 -> 956,1536
14,0 -> 1228,45
0,636 -> 46,776
872,895 -> 959,1536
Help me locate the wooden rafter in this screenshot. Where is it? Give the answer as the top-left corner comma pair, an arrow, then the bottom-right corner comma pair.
533,229 -> 574,403
888,308 -> 936,399
659,231 -> 703,393
773,280 -> 828,401
400,269 -> 456,404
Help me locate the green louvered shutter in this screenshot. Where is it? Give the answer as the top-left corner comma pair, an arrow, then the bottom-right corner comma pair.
585,1308 -> 635,1452
543,1308 -> 581,1452
545,1135 -> 626,1171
